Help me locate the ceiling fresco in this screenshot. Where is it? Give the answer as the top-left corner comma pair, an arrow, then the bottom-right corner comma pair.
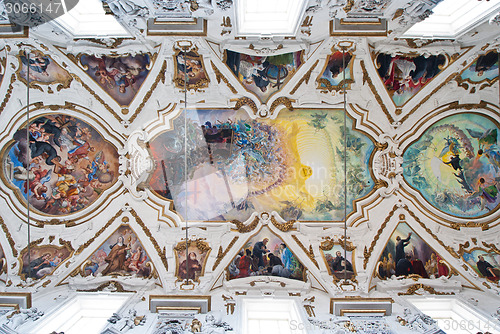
0,0 -> 497,332
148,108 -> 374,222
2,114 -> 120,216
403,113 -> 500,218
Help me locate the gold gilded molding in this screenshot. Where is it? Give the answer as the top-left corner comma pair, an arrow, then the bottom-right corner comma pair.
360,60 -> 393,123
71,74 -> 122,123
172,47 -> 210,91
270,216 -> 296,232
397,283 -> 455,296
75,208 -> 123,255
76,280 -> 135,292
363,205 -> 398,269
450,221 -> 490,231
130,208 -> 169,271
129,60 -> 167,124
0,215 -> 17,257
291,235 -> 319,268
231,216 -> 259,233
232,97 -> 258,115
404,205 -> 466,258
0,74 -> 15,115
290,59 -> 319,95
210,61 -> 237,94
400,72 -> 457,124
212,236 -> 239,271
269,97 -> 294,115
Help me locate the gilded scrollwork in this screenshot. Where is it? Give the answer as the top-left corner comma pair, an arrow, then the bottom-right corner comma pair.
291,235 -> 319,268
210,60 -> 237,94
397,283 -> 455,296
212,236 -> 239,270
372,134 -> 403,197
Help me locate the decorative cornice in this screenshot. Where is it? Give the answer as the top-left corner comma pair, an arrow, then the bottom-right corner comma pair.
398,283 -> 455,296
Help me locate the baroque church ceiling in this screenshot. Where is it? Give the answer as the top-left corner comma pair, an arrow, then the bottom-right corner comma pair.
0,0 -> 498,333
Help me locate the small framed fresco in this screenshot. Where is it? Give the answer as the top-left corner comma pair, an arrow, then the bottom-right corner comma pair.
81,225 -> 154,278
459,51 -> 498,85
17,49 -> 72,88
225,49 -> 304,103
374,222 -> 451,280
1,114 -> 120,216
225,228 -> 306,282
460,246 -> 500,282
19,241 -> 73,280
79,53 -> 152,106
173,49 -> 209,91
319,238 -> 356,282
375,52 -> 447,106
173,239 -> 211,283
316,50 -> 354,93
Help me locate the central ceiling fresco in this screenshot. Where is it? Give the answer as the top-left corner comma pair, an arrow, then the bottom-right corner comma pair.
0,0 -> 498,332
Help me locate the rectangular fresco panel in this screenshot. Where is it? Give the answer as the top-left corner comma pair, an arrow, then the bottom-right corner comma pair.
18,49 -> 72,87
20,244 -> 72,280
149,109 -> 374,222
317,51 -> 353,92
322,244 -> 354,280
80,54 -> 150,106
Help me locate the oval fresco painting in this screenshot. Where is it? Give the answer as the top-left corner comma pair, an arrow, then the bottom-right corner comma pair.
403,113 -> 500,218
149,108 -> 374,222
2,115 -> 120,215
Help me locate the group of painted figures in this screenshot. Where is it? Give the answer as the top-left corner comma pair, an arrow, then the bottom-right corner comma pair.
7,115 -> 117,215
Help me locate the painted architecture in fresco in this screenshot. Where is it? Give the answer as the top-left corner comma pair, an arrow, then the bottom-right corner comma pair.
79,54 -> 151,106
225,50 -> 303,102
403,113 -> 500,218
173,50 -> 209,90
20,243 -> 72,280
375,53 -> 447,106
173,239 -> 210,282
18,50 -> 72,88
2,114 -> 120,215
226,229 -> 305,281
83,225 -> 152,278
320,239 -> 355,281
148,108 -> 375,222
461,248 -> 500,281
459,51 -> 498,85
376,223 -> 450,280
317,51 -> 354,92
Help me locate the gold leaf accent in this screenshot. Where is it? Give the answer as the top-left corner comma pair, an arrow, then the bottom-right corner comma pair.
129,60 -> 166,124
360,60 -> 394,123
270,216 -> 296,232
363,205 -> 398,269
212,236 -> 239,270
0,74 -> 16,115
269,97 -> 294,115
233,97 -> 258,115
231,216 -> 259,233
398,283 -> 454,296
0,215 -> 17,257
75,209 -> 123,255
71,74 -> 122,123
211,60 -> 238,94
76,280 -> 135,292
291,235 -> 319,268
290,59 -> 319,95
